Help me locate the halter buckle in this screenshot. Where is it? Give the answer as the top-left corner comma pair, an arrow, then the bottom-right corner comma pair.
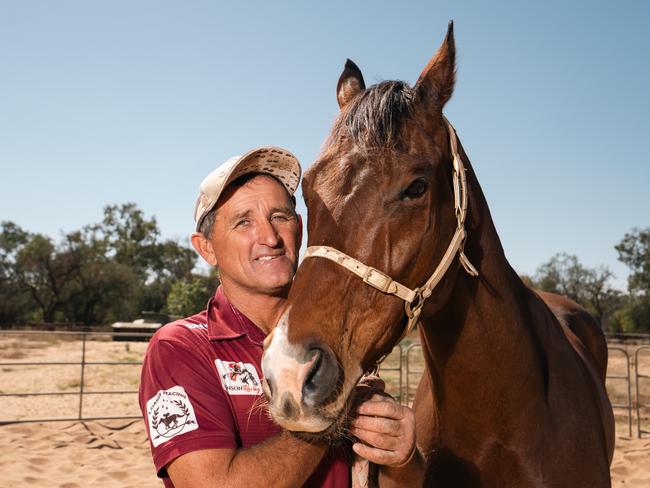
362,266 -> 394,294
405,288 -> 425,319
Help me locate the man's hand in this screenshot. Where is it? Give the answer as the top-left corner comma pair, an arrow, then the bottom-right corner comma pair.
349,379 -> 424,487
349,393 -> 417,467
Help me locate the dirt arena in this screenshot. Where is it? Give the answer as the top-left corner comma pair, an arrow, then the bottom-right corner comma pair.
0,332 -> 648,487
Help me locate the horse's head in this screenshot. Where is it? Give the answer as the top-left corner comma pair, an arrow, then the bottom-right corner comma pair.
262,22 -> 476,438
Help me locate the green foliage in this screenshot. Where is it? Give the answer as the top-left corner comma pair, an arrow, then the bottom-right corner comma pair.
532,253 -> 621,330
0,222 -> 32,325
10,230 -> 84,323
5,205 -> 643,334
614,228 -> 650,332
166,275 -> 217,317
0,204 -> 199,328
609,298 -> 650,333
616,228 -> 650,296
91,203 -> 160,279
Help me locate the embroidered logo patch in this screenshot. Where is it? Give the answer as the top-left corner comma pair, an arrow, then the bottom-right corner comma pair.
215,359 -> 263,395
146,385 -> 198,447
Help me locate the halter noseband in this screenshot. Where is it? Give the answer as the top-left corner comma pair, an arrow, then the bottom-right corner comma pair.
302,118 -> 479,353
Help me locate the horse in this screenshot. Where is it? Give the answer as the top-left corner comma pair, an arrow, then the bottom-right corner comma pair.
261,22 -> 615,486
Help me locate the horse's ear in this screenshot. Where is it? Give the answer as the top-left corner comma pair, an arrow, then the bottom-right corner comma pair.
337,59 -> 366,110
415,21 -> 456,109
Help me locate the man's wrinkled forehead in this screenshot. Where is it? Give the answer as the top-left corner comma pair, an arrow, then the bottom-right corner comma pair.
215,173 -> 295,216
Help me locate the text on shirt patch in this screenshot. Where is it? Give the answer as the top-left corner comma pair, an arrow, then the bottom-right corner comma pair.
146,385 -> 199,447
215,359 -> 263,395
182,322 -> 207,330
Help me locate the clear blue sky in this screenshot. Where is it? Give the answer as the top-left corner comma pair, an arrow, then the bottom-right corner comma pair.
1,1 -> 648,289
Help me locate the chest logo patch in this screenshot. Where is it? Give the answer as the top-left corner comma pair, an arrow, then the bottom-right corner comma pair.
146,385 -> 199,447
215,359 -> 263,395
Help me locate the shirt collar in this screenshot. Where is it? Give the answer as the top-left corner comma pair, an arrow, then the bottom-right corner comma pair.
207,286 -> 267,345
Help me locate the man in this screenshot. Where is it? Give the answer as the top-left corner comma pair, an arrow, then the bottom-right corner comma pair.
139,147 -> 422,487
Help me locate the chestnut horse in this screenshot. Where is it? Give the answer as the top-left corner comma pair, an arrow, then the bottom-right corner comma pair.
262,23 -> 614,486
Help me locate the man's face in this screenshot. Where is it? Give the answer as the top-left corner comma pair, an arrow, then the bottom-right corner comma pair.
207,175 -> 301,297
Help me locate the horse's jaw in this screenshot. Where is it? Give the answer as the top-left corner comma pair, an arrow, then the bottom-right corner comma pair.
262,312 -> 363,436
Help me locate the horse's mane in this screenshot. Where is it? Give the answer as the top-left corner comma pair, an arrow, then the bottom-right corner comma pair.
328,80 -> 416,148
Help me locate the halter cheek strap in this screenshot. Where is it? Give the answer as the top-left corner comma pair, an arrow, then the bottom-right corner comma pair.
302,118 -> 479,356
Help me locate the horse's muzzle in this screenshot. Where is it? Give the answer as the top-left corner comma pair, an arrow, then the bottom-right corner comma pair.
301,346 -> 341,407
262,326 -> 344,432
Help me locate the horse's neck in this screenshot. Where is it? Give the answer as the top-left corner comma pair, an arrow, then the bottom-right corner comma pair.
419,146 -> 553,427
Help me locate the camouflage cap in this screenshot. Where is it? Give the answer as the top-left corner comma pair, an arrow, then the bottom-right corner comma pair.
194,146 -> 301,231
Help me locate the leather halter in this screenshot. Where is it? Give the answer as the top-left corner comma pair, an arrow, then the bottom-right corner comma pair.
302,118 -> 479,354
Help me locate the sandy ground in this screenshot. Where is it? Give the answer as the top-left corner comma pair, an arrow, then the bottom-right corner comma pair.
611,437 -> 650,487
0,420 -> 160,488
0,420 -> 646,488
0,332 -> 649,486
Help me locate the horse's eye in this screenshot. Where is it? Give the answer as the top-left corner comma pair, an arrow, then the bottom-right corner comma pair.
401,178 -> 428,200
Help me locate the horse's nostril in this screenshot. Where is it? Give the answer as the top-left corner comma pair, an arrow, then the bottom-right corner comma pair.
280,392 -> 300,420
264,375 -> 275,399
301,346 -> 340,408
304,349 -> 323,390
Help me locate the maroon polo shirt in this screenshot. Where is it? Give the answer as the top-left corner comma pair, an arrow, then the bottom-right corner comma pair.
139,286 -> 350,487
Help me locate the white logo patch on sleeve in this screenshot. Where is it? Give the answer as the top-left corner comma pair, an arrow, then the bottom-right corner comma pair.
183,322 -> 207,330
146,385 -> 199,447
215,359 -> 263,395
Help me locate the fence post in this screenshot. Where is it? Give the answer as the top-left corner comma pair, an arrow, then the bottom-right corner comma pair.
625,350 -> 632,438
399,345 -> 404,405
635,346 -> 650,438
405,343 -> 423,406
78,333 -> 87,420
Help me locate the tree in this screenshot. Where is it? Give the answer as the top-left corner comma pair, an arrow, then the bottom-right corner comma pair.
10,232 -> 84,323
609,299 -> 650,333
87,203 -> 160,280
613,228 -> 650,332
61,230 -> 140,325
1,204 -> 201,327
87,204 -> 198,315
153,240 -> 196,281
0,222 -> 33,326
616,228 -> 650,296
533,253 -> 621,329
165,274 -> 217,317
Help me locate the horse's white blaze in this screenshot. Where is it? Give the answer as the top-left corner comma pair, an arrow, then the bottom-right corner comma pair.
263,309 -> 363,433
263,311 -> 330,432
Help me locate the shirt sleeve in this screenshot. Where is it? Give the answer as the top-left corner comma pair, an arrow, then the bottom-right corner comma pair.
139,337 -> 238,478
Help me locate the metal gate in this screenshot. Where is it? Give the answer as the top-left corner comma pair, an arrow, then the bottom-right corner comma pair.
635,346 -> 650,437
0,330 -> 647,436
0,330 -> 152,424
401,343 -> 639,437
607,347 -> 632,437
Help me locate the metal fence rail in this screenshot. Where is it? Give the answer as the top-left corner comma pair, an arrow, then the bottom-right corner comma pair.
0,330 -> 153,425
635,346 -> 650,437
607,347 -> 633,438
0,330 -> 647,438
399,343 -> 640,437
404,343 -> 425,406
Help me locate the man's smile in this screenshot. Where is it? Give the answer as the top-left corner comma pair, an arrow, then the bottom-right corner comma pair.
254,253 -> 286,262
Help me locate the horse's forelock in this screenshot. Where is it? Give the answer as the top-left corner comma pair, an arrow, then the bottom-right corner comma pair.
328,80 -> 416,149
